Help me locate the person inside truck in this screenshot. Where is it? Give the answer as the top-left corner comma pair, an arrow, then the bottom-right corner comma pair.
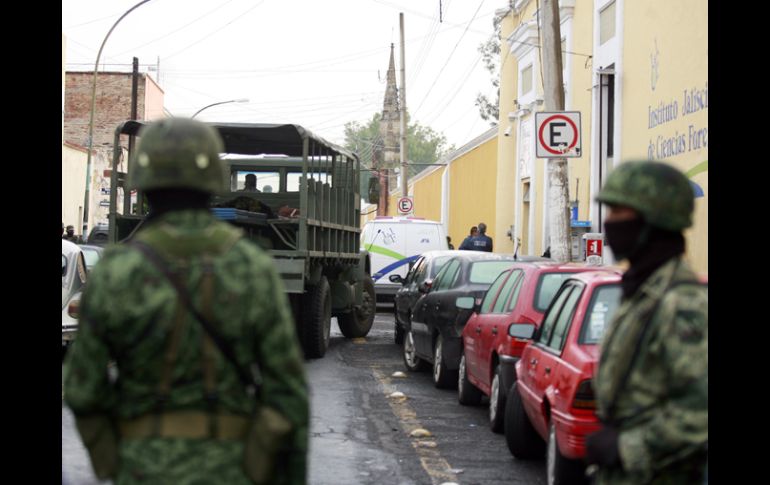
241,173 -> 261,192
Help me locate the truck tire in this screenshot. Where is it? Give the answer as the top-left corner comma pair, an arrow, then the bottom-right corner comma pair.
303,276 -> 331,359
337,275 -> 376,338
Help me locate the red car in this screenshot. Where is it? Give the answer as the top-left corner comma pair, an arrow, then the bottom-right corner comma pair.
458,262 -> 612,432
505,271 -> 623,485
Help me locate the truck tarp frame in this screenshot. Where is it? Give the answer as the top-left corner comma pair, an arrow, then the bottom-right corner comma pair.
111,120 -> 357,160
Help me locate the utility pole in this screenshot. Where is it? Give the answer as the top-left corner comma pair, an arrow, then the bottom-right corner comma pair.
399,12 -> 408,198
541,0 -> 571,262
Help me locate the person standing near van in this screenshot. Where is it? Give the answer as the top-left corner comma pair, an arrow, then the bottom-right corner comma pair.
458,226 -> 478,250
467,222 -> 493,252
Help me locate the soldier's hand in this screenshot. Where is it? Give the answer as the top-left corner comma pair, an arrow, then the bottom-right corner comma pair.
586,425 -> 621,468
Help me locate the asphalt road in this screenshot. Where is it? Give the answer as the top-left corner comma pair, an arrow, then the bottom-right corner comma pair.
62,310 -> 547,484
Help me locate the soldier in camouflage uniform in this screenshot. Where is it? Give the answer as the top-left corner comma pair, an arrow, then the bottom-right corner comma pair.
64,118 -> 309,485
587,160 -> 707,484
63,225 -> 83,244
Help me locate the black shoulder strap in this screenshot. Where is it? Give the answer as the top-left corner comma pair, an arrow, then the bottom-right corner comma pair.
129,240 -> 262,399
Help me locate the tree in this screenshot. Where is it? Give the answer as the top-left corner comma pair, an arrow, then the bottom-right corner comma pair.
476,15 -> 502,124
344,113 -> 452,195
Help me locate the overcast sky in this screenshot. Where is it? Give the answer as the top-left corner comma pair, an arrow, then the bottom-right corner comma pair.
63,0 -> 506,155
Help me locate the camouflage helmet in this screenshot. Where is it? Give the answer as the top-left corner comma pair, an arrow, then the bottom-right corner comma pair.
596,160 -> 694,231
127,118 -> 227,195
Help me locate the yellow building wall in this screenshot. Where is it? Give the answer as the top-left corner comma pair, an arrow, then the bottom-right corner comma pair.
494,12 -> 519,254
411,168 -> 444,222
621,0 -> 708,273
448,137 -> 498,251
568,0 -> 595,224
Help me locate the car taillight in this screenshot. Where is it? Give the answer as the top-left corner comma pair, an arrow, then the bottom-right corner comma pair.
572,379 -> 596,410
68,300 -> 80,319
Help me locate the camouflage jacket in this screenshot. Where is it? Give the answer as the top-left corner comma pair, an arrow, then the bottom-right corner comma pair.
64,209 -> 308,485
594,257 -> 708,484
63,234 -> 83,244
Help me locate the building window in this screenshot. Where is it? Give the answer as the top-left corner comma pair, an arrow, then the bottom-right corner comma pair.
599,1 -> 616,45
521,65 -> 533,96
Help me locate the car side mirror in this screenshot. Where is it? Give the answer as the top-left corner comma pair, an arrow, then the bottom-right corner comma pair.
367,176 -> 381,204
419,279 -> 433,294
455,296 -> 479,313
389,274 -> 405,285
508,322 -> 536,340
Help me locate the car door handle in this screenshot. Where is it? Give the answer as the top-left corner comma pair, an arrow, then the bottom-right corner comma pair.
491,327 -> 498,335
545,367 -> 551,374
530,358 -> 537,365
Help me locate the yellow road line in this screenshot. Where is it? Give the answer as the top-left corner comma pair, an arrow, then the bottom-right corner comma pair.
372,369 -> 458,485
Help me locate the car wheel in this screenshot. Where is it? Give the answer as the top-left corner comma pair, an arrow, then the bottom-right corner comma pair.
432,334 -> 458,389
547,421 -> 587,485
458,353 -> 483,405
394,323 -> 405,345
504,382 -> 545,459
489,364 -> 506,433
403,330 -> 426,372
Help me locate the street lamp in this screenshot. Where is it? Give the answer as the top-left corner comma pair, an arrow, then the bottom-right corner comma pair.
191,98 -> 249,119
82,0 -> 153,237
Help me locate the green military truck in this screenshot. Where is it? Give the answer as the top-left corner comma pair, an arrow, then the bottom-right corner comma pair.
107,120 -> 377,358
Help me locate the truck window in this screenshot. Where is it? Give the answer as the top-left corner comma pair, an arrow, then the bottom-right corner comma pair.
287,172 -> 333,192
231,170 -> 280,192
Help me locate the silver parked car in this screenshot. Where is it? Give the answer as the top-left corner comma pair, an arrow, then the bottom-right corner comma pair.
62,239 -> 87,358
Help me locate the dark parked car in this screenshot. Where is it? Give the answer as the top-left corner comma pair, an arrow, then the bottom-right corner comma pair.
403,252 -> 517,388
390,250 -> 457,345
458,262 -> 617,432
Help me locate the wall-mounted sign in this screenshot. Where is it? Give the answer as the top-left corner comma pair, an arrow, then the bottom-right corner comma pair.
535,111 -> 582,158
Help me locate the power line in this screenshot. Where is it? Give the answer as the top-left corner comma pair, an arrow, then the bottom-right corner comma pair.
112,0 -> 238,57
163,1 -> 265,60
412,0 -> 485,116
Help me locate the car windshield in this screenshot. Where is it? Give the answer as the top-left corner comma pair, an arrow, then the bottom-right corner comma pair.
534,272 -> 578,312
429,256 -> 453,278
468,261 -> 514,284
579,284 -> 622,344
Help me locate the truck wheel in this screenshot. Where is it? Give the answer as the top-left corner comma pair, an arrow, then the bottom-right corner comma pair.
338,275 -> 376,338
303,276 -> 331,359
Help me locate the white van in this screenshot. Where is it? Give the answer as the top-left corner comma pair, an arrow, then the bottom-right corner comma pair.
361,216 -> 449,303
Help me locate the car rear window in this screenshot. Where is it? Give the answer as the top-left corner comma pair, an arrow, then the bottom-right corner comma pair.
469,261 -> 514,284
534,272 -> 577,312
579,284 -> 623,344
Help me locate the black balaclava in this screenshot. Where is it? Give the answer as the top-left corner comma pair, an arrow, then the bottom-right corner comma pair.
145,189 -> 211,222
605,217 -> 685,297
